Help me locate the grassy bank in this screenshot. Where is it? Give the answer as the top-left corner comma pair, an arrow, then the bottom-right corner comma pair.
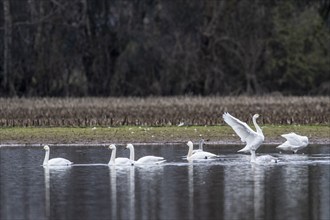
0,125 -> 328,145
0,97 -> 328,145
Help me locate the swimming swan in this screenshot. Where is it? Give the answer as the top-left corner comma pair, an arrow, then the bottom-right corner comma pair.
43,145 -> 73,166
277,132 -> 309,153
223,112 -> 264,162
108,144 -> 132,166
126,144 -> 166,165
186,141 -> 218,160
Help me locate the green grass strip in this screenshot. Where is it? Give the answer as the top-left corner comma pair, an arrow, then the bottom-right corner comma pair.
0,125 -> 328,145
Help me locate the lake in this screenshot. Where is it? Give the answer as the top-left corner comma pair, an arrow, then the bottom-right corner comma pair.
0,144 -> 329,220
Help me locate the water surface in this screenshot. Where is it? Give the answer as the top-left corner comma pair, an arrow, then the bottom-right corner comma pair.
0,144 -> 329,220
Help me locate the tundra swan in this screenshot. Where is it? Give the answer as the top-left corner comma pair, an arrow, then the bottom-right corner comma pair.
223,112 -> 264,162
108,144 -> 132,166
43,145 -> 72,166
277,133 -> 309,153
126,144 -> 166,165
186,141 -> 218,160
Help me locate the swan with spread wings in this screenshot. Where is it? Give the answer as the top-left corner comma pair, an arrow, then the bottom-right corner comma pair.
223,112 -> 264,162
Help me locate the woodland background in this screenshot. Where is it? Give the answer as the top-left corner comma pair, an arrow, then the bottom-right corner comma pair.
0,0 -> 329,97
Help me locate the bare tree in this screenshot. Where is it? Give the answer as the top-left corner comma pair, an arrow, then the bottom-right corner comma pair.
2,0 -> 15,95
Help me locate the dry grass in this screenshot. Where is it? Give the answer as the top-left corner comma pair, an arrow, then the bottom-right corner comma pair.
0,96 -> 329,127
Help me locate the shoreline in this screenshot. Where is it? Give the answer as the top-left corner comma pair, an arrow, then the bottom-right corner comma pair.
0,125 -> 329,147
1,140 -> 329,148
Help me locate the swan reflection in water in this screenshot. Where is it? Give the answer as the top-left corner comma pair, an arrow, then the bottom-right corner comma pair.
109,166 -> 117,220
188,164 -> 194,220
108,164 -> 165,220
136,165 -> 165,220
223,161 -> 316,220
108,166 -> 135,220
43,166 -> 72,220
129,166 -> 135,220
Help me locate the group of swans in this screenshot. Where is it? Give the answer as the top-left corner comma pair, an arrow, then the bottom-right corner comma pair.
223,112 -> 309,163
42,141 -> 218,167
43,143 -> 166,167
42,112 -> 309,166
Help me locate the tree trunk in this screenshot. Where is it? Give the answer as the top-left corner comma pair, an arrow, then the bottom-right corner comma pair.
35,0 -> 44,50
3,0 -> 15,96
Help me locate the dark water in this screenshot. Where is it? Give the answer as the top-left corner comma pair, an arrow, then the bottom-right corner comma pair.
0,144 -> 329,220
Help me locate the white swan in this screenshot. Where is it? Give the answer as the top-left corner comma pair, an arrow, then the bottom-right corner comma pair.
43,145 -> 73,166
192,139 -> 204,154
126,144 -> 166,165
277,132 -> 309,153
223,112 -> 264,162
186,141 -> 218,160
108,144 -> 132,166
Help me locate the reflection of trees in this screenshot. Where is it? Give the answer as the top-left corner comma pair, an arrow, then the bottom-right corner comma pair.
0,148 -> 46,220
313,165 -> 330,219
224,165 -> 256,219
135,166 -> 164,220
273,165 -> 309,220
223,164 -> 286,219
223,163 -> 330,220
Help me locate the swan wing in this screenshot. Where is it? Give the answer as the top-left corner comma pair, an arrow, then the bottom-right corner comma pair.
281,133 -> 305,146
47,158 -> 72,166
201,151 -> 217,158
192,149 -> 203,154
189,151 -> 217,160
136,156 -> 165,164
189,153 -> 207,160
276,141 -> 293,151
223,112 -> 257,143
115,157 -> 133,165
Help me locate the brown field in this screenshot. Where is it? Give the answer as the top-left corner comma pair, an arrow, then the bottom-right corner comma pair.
0,96 -> 329,127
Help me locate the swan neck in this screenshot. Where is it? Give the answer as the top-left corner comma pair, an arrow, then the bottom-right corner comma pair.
129,147 -> 135,161
43,149 -> 49,166
187,144 -> 193,158
250,150 -> 256,162
253,117 -> 263,135
109,148 -> 116,164
199,140 -> 204,151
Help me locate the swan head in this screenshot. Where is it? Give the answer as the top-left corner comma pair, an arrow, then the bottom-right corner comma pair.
186,141 -> 193,148
109,144 -> 116,150
126,144 -> 134,149
43,145 -> 50,150
253,114 -> 260,119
